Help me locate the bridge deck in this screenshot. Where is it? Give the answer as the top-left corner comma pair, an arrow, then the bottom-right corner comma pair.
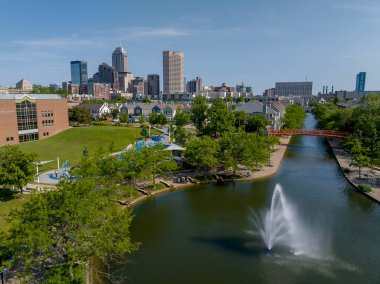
268,129 -> 349,139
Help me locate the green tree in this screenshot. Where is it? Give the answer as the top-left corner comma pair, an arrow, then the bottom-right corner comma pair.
174,127 -> 193,145
205,98 -> 235,137
174,107 -> 190,128
282,104 -> 306,129
233,111 -> 248,129
349,138 -> 370,179
236,96 -> 245,103
138,114 -> 146,123
0,178 -> 138,283
245,115 -> 269,132
149,112 -> 167,125
243,131 -> 272,170
185,136 -> 220,177
120,112 -> 128,123
119,150 -> 146,185
0,146 -> 37,194
111,108 -> 120,119
190,96 -> 208,132
219,131 -> 252,175
68,107 -> 92,124
141,144 -> 177,187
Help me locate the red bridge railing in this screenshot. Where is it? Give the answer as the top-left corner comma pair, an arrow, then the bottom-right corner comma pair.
268,129 -> 350,138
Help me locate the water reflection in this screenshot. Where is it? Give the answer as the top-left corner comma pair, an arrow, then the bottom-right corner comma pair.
101,114 -> 380,284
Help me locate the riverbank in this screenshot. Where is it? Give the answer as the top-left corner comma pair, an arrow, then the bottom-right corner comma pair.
328,139 -> 380,203
128,136 -> 291,207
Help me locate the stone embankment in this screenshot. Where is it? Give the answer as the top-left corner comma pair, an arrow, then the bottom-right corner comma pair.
328,139 -> 380,203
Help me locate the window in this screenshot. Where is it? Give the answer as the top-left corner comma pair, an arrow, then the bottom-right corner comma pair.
41,110 -> 54,118
16,100 -> 38,132
19,132 -> 38,143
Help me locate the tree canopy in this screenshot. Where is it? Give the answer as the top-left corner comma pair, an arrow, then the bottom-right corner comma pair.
0,146 -> 37,193
185,136 -> 220,176
0,178 -> 138,283
68,107 -> 92,124
174,107 -> 190,128
205,98 -> 235,137
190,97 -> 208,132
149,112 -> 167,125
314,94 -> 380,168
282,104 -> 306,129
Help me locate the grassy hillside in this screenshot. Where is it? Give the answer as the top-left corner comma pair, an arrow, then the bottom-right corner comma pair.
18,126 -> 145,170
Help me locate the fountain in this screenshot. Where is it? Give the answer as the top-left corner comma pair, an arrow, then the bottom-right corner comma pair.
248,184 -> 329,258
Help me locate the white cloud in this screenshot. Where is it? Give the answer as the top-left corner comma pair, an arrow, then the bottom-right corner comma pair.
110,27 -> 192,38
342,52 -> 378,59
13,35 -> 102,48
333,3 -> 380,13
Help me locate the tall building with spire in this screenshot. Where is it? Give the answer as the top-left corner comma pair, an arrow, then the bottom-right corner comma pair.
112,46 -> 128,73
163,51 -> 184,93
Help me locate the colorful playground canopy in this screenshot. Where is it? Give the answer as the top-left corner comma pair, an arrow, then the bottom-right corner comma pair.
165,144 -> 186,151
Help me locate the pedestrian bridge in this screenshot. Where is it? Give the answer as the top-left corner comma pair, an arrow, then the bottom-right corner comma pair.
268,129 -> 350,139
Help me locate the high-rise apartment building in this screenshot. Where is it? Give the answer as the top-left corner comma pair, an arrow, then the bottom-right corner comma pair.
118,72 -> 134,93
163,51 -> 184,93
132,77 -> 145,95
98,63 -> 119,90
70,61 -> 88,85
147,74 -> 160,97
275,82 -> 313,97
15,79 -> 33,91
186,77 -> 203,93
263,88 -> 276,97
112,46 -> 128,73
355,72 -> 366,92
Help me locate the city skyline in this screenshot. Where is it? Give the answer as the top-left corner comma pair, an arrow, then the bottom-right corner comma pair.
0,0 -> 379,94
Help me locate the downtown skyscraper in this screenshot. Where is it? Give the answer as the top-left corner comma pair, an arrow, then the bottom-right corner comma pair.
147,74 -> 160,97
112,46 -> 128,73
70,61 -> 88,85
355,72 -> 366,92
163,51 -> 184,93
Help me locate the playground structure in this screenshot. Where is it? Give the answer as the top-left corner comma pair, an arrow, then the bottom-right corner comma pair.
33,158 -> 60,184
135,135 -> 166,150
61,160 -> 70,177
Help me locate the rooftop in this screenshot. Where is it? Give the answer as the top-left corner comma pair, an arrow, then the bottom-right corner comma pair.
0,94 -> 63,100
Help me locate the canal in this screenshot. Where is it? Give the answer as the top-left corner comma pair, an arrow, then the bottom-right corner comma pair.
104,114 -> 380,283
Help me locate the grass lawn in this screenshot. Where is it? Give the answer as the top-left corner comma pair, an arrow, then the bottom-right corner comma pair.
0,189 -> 30,232
18,126 -> 146,171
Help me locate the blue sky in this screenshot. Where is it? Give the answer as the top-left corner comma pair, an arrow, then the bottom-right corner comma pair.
0,0 -> 379,94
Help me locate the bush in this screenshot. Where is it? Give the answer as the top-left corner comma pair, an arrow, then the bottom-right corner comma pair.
343,168 -> 351,173
358,184 -> 372,192
92,121 -> 111,126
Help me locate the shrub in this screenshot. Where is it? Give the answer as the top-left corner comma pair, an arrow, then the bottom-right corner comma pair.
358,184 -> 372,192
343,168 -> 351,173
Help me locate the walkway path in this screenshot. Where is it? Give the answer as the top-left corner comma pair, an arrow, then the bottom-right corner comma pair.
127,136 -> 291,207
328,139 -> 380,203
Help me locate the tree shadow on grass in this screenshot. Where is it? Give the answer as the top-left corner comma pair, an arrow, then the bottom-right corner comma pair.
0,189 -> 18,202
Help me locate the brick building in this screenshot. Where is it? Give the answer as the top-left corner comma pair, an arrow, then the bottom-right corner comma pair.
0,94 -> 69,146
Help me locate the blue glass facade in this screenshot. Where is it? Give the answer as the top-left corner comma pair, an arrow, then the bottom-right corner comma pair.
355,72 -> 366,92
70,61 -> 88,85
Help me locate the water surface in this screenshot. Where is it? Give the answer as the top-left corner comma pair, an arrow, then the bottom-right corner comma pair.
105,114 -> 380,284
